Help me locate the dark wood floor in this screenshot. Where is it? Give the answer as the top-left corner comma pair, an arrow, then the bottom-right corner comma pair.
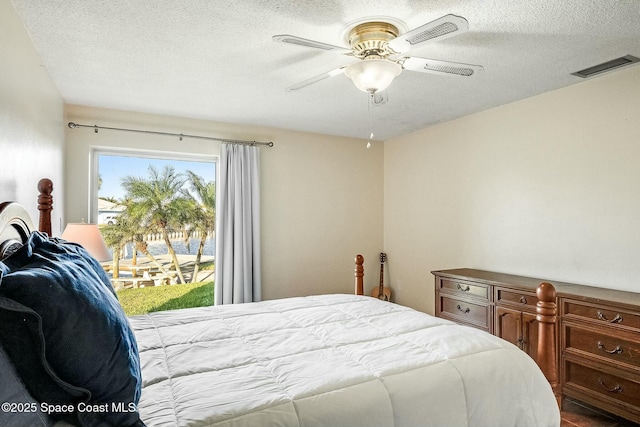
562,398 -> 640,427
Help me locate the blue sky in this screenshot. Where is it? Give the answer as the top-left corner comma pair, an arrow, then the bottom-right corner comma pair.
99,154 -> 216,200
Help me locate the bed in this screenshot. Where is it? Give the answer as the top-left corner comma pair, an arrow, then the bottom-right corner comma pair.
0,179 -> 560,427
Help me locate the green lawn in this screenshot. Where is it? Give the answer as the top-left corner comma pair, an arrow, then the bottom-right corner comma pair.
117,281 -> 214,316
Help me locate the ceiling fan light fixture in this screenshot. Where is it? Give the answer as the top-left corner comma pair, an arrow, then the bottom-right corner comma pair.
344,58 -> 402,93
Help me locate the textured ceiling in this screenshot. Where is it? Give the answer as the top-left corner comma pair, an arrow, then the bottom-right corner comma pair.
10,0 -> 640,141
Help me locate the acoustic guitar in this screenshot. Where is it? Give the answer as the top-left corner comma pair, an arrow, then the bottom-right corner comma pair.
371,252 -> 391,301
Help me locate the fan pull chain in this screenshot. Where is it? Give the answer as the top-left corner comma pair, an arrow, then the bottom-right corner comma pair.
367,91 -> 374,149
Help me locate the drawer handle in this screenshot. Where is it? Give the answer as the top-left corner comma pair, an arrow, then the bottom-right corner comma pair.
597,379 -> 623,393
456,304 -> 471,314
597,341 -> 623,355
456,284 -> 471,292
519,296 -> 527,304
596,311 -> 623,323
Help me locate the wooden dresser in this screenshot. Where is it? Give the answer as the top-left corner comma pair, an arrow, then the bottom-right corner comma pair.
433,268 -> 640,424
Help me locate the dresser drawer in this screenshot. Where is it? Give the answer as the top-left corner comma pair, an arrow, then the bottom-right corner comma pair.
495,288 -> 537,310
564,359 -> 640,410
438,294 -> 491,330
564,324 -> 640,369
439,278 -> 490,301
563,300 -> 640,331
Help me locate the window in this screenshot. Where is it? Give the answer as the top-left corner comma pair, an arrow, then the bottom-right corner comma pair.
91,147 -> 217,315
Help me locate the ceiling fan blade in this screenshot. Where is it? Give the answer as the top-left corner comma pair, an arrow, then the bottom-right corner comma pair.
388,14 -> 469,53
402,57 -> 484,77
273,35 -> 351,53
285,67 -> 346,92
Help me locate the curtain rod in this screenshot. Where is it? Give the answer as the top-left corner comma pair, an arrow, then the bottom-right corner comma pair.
67,122 -> 274,147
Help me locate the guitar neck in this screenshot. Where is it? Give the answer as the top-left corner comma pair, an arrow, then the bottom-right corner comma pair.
379,263 -> 384,292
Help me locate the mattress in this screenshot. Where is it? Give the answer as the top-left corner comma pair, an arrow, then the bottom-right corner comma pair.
129,294 -> 560,427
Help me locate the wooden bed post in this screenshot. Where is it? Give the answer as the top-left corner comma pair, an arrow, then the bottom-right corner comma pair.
355,254 -> 364,295
37,178 -> 53,236
536,282 -> 559,400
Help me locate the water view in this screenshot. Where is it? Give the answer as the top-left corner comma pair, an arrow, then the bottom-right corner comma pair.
121,238 -> 215,260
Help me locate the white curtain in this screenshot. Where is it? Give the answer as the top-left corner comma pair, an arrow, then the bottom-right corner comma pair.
215,144 -> 262,304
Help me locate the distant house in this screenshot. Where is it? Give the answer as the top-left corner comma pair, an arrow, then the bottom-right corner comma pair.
98,199 -> 126,224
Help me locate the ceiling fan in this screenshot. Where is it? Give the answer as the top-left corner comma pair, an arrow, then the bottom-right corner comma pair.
273,14 -> 484,94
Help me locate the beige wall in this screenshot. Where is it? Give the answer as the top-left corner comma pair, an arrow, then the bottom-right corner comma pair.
384,65 -> 640,313
261,128 -> 384,299
65,105 -> 384,300
0,0 -> 65,233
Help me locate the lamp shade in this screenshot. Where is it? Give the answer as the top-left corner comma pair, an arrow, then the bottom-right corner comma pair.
344,59 -> 402,93
61,223 -> 112,262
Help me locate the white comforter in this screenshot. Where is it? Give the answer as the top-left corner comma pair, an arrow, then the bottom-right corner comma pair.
129,294 -> 559,427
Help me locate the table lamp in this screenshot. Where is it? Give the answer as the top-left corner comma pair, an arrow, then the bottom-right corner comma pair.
61,223 -> 112,262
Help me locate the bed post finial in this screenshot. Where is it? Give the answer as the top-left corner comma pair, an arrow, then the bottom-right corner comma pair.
536,281 -> 559,400
355,254 -> 364,295
37,178 -> 53,236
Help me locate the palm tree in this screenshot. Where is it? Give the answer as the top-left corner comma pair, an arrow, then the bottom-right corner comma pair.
101,208 -> 171,280
121,165 -> 191,284
100,220 -> 127,280
183,170 -> 215,283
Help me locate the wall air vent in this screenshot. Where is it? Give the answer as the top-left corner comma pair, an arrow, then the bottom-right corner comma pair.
572,55 -> 640,78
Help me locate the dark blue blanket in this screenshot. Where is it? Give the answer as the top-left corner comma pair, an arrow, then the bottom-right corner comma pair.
0,232 -> 143,427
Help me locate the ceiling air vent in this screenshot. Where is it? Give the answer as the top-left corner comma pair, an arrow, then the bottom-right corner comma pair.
572,55 -> 640,78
